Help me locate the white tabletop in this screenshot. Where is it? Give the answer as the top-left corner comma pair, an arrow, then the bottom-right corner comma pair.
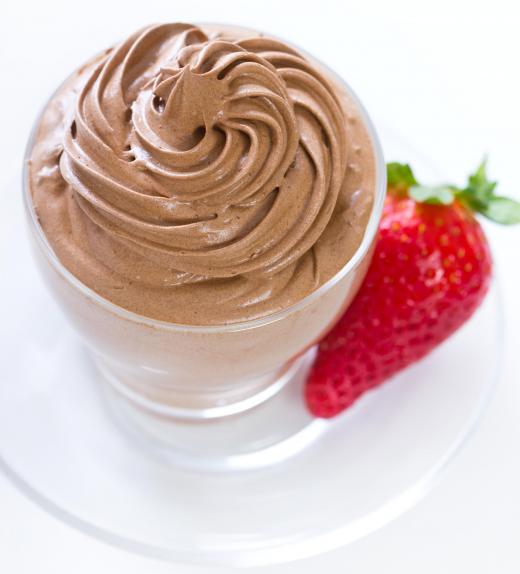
1,0 -> 519,572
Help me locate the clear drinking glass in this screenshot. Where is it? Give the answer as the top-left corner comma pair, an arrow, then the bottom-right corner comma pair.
23,54 -> 386,428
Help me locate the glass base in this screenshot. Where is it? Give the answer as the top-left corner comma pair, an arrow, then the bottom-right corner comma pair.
96,347 -> 316,422
100,347 -> 322,469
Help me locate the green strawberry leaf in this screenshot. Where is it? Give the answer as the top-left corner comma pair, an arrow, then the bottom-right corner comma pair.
387,162 -> 418,187
477,196 -> 520,225
467,158 -> 496,198
409,185 -> 455,205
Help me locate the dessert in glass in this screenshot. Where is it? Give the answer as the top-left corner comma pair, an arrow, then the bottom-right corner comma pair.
24,22 -> 385,424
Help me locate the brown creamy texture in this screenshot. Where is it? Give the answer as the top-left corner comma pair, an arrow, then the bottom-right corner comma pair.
29,23 -> 375,325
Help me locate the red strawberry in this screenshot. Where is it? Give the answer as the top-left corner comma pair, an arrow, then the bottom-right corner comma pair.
305,160 -> 520,418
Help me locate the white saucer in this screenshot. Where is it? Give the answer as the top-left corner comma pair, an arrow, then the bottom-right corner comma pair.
0,126 -> 502,566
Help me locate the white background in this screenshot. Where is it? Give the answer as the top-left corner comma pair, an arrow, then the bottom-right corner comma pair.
1,0 -> 519,571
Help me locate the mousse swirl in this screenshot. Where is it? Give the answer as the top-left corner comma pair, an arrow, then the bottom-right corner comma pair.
29,23 -> 375,324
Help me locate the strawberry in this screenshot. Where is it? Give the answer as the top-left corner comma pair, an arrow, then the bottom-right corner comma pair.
305,160 -> 520,418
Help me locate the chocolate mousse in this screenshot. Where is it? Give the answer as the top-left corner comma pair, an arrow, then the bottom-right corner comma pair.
28,23 -> 376,325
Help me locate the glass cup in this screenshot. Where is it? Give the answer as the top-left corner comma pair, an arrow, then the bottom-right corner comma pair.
23,56 -> 386,428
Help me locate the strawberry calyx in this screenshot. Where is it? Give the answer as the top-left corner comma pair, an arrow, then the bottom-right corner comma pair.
387,159 -> 520,225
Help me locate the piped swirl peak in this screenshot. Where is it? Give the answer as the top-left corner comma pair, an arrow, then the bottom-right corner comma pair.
59,23 -> 348,280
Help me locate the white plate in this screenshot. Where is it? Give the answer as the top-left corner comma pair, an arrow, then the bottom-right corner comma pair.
0,125 -> 501,567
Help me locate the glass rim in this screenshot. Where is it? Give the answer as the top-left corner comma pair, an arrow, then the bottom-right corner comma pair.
22,33 -> 387,334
